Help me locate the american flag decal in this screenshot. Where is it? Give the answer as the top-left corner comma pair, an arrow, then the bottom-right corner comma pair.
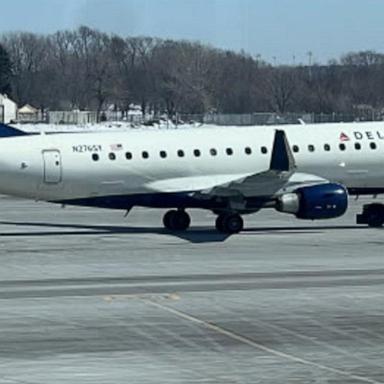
339,132 -> 350,142
110,143 -> 123,151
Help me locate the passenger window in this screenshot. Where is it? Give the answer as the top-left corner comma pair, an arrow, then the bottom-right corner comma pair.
193,149 -> 201,157
92,153 -> 99,161
261,146 -> 268,154
339,143 -> 346,151
245,147 -> 252,155
226,148 -> 233,156
142,151 -> 149,159
292,145 -> 299,153
354,142 -> 361,150
109,153 -> 116,160
210,148 -> 217,156
324,144 -> 331,151
370,142 -> 377,150
160,150 -> 167,158
177,150 -> 185,157
125,152 -> 132,160
308,144 -> 315,152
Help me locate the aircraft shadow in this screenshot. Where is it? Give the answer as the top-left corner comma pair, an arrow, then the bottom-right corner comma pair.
0,221 -> 375,244
0,221 -> 230,243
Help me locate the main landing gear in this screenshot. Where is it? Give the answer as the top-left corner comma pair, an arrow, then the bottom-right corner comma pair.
163,209 -> 191,231
162,209 -> 244,234
215,212 -> 244,234
356,203 -> 384,228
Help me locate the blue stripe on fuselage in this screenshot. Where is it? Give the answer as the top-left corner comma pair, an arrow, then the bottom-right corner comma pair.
54,192 -> 220,210
0,123 -> 29,137
54,188 -> 384,212
54,192 -> 270,211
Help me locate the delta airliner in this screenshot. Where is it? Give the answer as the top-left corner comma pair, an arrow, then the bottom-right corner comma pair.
0,121 -> 383,233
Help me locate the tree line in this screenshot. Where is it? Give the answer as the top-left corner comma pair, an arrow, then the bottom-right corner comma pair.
1,26 -> 384,119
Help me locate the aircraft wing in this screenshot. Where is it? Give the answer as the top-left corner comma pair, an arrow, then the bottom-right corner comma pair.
194,129 -> 298,199
145,129 -> 328,199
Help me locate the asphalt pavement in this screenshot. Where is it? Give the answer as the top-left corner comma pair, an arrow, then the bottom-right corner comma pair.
0,196 -> 384,384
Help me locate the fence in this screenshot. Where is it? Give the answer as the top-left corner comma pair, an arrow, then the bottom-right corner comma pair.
48,111 -> 98,125
26,110 -> 384,127
101,110 -> 144,124
203,113 -> 350,126
177,112 -> 384,126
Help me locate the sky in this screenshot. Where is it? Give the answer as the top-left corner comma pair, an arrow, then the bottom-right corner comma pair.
0,0 -> 383,64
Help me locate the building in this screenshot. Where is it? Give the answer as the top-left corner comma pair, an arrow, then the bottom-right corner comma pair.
17,104 -> 40,123
0,94 -> 17,123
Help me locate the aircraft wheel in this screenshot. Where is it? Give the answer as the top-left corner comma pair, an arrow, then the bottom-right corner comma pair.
216,213 -> 244,234
359,204 -> 384,228
367,214 -> 384,228
215,214 -> 225,232
163,210 -> 191,231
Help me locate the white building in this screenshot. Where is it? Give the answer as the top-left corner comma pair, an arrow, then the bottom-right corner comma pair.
0,94 -> 17,123
18,104 -> 39,123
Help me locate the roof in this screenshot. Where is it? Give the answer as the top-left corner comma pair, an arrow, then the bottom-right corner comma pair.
0,94 -> 17,105
18,104 -> 38,114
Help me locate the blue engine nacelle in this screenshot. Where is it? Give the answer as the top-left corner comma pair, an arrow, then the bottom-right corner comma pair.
276,183 -> 348,220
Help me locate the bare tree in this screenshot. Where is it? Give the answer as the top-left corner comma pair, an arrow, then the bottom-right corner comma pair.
2,27 -> 384,120
1,32 -> 51,106
265,66 -> 297,113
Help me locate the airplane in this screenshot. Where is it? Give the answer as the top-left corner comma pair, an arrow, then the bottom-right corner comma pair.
0,120 -> 383,234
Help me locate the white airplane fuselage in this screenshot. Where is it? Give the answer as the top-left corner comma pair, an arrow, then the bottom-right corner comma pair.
0,122 -> 383,214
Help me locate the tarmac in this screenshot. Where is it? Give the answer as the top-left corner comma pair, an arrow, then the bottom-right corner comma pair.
0,195 -> 384,383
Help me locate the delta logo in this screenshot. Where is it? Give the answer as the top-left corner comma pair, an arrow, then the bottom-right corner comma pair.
339,131 -> 384,141
339,132 -> 350,142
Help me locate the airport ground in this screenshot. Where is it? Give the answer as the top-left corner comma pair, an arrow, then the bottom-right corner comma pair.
0,195 -> 384,383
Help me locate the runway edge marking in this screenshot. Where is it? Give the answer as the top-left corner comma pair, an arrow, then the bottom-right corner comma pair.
145,299 -> 383,384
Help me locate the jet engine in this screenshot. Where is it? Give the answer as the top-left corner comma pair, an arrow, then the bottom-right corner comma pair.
276,183 -> 348,220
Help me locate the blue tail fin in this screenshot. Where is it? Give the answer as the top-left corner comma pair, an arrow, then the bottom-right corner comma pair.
0,122 -> 28,137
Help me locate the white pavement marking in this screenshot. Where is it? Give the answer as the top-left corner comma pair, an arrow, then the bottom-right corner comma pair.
146,299 -> 384,384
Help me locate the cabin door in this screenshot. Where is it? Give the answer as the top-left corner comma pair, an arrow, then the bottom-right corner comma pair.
42,150 -> 62,184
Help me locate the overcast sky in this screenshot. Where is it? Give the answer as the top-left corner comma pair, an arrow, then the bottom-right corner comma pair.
0,0 -> 383,64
